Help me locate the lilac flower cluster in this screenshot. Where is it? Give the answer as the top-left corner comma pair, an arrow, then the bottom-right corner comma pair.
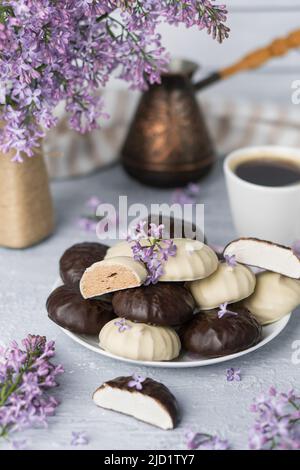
127,221 -> 177,284
248,387 -> 300,450
0,1 -> 228,162
0,334 -> 64,439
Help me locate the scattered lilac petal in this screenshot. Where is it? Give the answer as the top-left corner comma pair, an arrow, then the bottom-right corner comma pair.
114,318 -> 131,333
86,196 -> 102,209
11,439 -> 28,450
77,217 -> 97,233
291,240 -> 300,260
186,183 -> 200,196
224,254 -> 237,268
226,368 -> 241,382
184,430 -> 230,450
185,430 -> 203,450
217,302 -> 238,319
171,182 -> 200,206
71,431 -> 89,447
127,373 -> 146,391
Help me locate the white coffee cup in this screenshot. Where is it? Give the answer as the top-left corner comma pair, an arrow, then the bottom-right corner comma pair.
224,146 -> 300,246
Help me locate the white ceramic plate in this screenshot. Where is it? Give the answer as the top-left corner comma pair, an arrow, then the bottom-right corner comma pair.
58,314 -> 291,368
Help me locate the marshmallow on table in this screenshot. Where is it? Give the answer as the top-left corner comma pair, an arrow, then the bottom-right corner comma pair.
80,256 -> 147,299
244,271 -> 300,325
93,376 -> 179,430
187,262 -> 256,310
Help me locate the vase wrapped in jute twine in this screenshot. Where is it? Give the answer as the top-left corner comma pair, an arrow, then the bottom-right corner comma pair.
0,146 -> 54,249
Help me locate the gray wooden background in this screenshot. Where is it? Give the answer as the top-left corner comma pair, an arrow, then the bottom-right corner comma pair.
127,0 -> 299,104
161,0 -> 300,103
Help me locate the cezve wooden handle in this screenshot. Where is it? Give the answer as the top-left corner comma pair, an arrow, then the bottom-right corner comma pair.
194,29 -> 300,91
220,29 -> 300,78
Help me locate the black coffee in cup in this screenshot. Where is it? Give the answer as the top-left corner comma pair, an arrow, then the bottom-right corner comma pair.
235,158 -> 300,187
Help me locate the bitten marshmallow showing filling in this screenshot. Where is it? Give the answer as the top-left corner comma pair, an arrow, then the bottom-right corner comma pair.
93,376 -> 179,430
244,271 -> 300,325
223,238 -> 300,279
105,239 -> 218,282
187,262 -> 256,310
99,318 -> 181,361
80,256 -> 147,299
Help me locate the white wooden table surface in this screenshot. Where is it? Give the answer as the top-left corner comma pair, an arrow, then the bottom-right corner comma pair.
0,160 -> 299,450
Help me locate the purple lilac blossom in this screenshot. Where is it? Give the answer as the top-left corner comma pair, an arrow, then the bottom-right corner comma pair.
77,217 -> 98,232
78,197 -> 118,234
0,335 -> 64,439
11,439 -> 28,450
128,223 -> 177,284
248,387 -> 300,450
292,240 -> 300,260
114,318 -> 131,333
226,368 -> 241,382
224,254 -> 237,268
217,302 -> 238,319
172,182 -> 201,205
128,373 -> 146,391
0,2 -> 229,162
71,431 -> 90,446
86,196 -> 102,209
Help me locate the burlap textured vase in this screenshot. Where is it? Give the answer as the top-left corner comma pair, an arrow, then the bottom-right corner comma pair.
0,147 -> 54,249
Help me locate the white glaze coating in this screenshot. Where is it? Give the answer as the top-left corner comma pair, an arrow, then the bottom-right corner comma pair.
187,262 -> 256,309
105,239 -> 218,282
99,318 -> 181,361
244,271 -> 300,325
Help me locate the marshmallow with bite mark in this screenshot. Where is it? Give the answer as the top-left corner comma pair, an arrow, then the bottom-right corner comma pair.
224,238 -> 300,279
80,256 -> 147,299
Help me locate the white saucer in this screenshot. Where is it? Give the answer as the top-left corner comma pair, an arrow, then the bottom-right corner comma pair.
59,314 -> 291,368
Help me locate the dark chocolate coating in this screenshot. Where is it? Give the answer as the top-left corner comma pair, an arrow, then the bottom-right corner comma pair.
180,305 -> 262,358
112,283 -> 195,326
47,285 -> 115,335
59,242 -> 109,285
96,376 -> 179,427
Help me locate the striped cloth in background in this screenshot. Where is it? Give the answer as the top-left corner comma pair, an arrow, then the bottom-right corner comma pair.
44,90 -> 300,179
